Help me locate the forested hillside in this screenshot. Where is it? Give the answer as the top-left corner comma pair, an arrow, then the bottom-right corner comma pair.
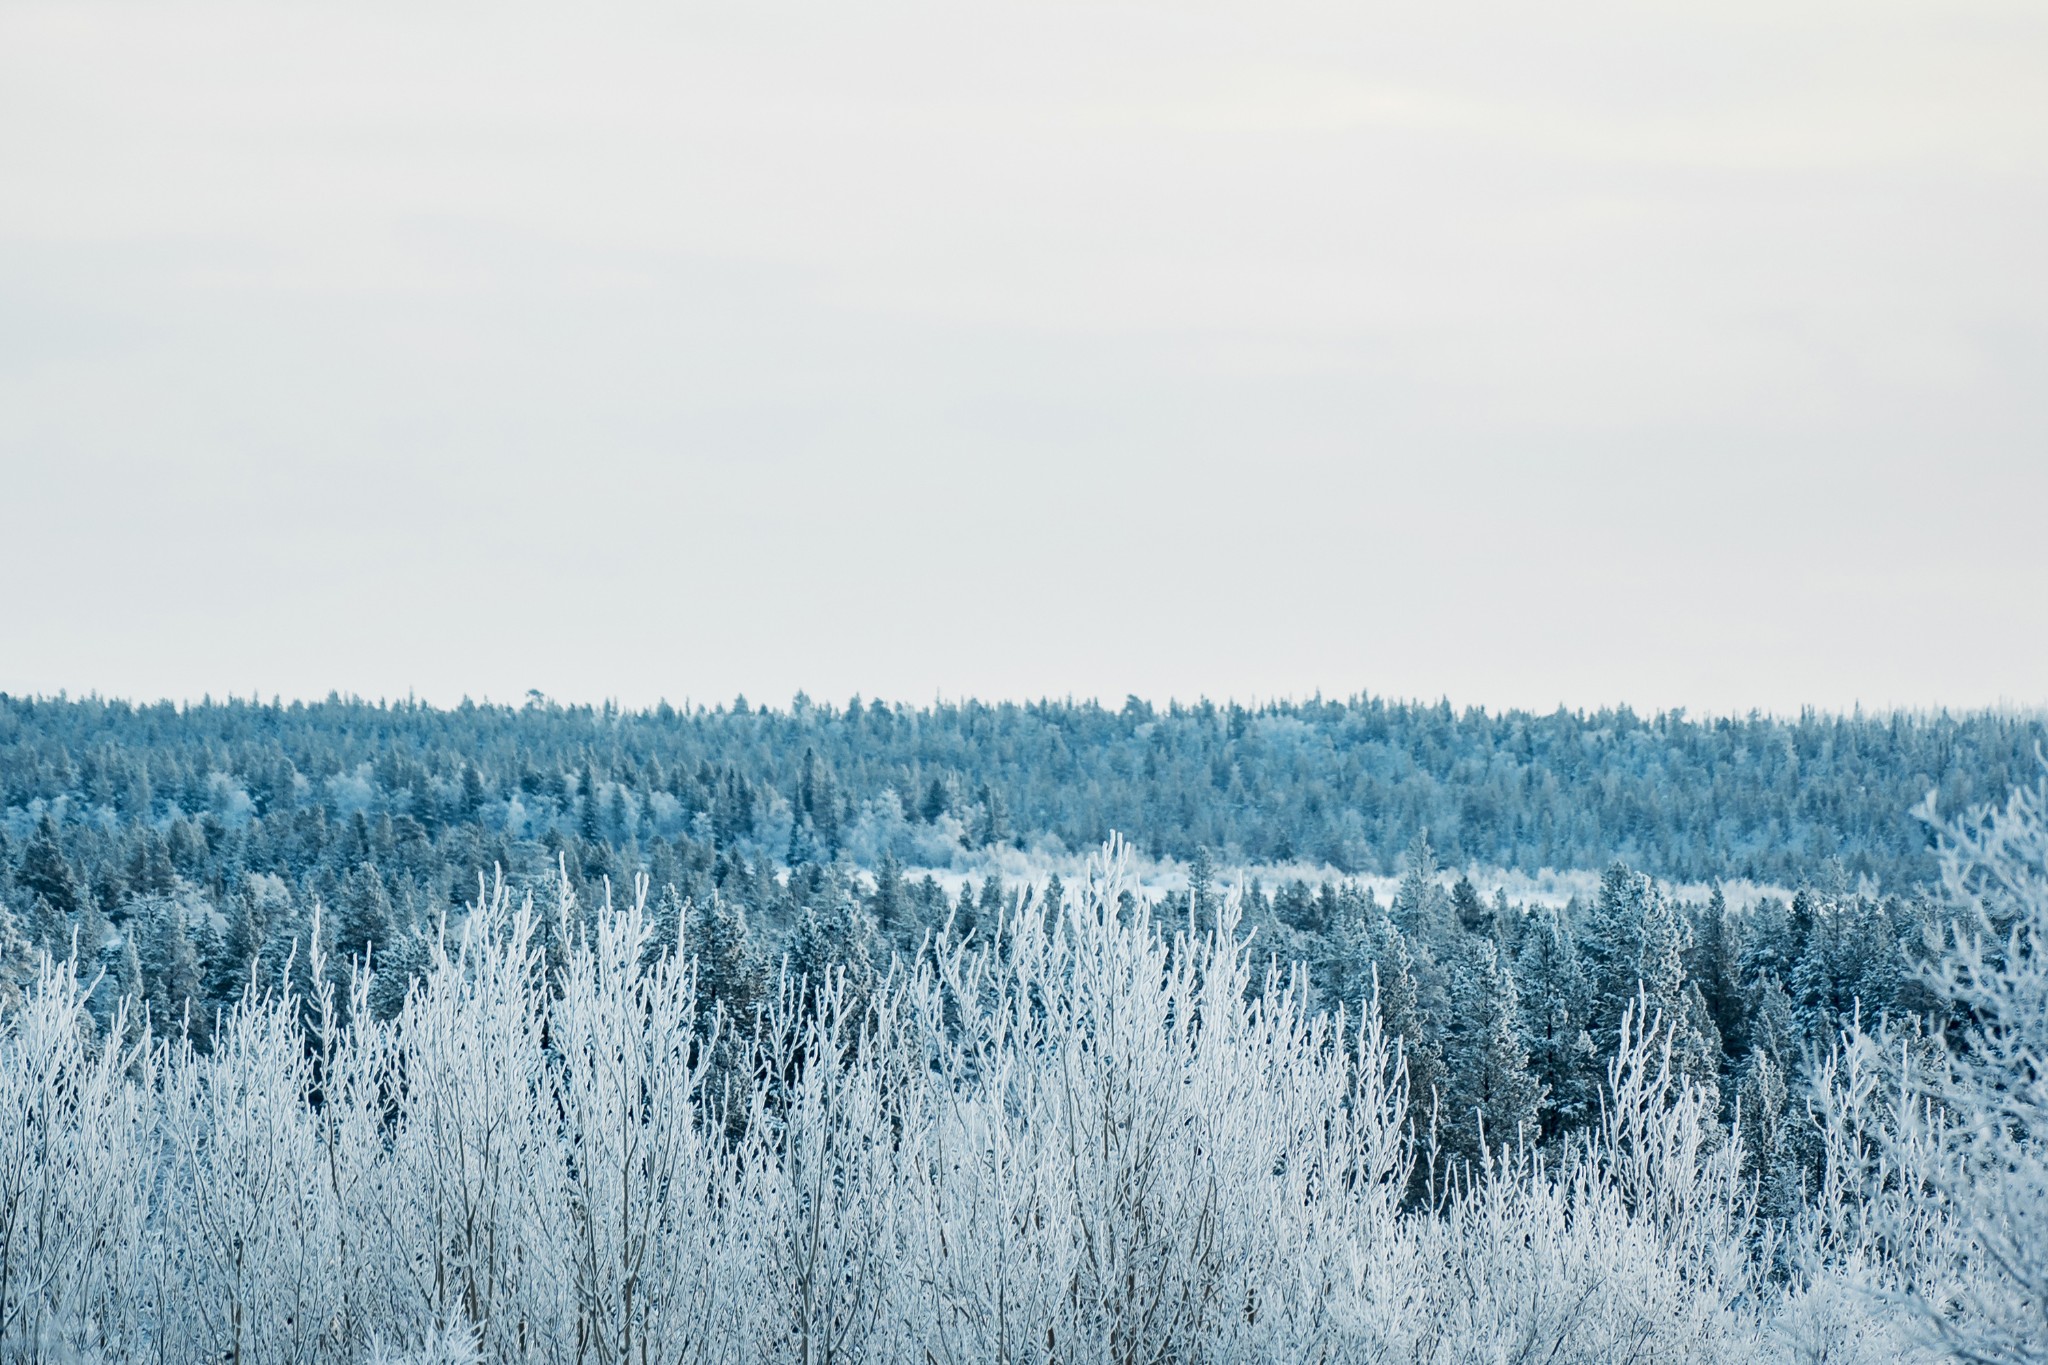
1,691 -> 2035,1169
4,770 -> 2047,1364
3,692 -> 2039,887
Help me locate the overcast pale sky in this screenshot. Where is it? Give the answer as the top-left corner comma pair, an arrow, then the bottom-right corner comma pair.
2,0 -> 2043,715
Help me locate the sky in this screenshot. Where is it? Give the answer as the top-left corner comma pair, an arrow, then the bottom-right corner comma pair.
3,0 -> 2045,717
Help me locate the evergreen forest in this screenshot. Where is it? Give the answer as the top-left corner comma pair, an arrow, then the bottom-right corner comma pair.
2,691 -> 2046,1361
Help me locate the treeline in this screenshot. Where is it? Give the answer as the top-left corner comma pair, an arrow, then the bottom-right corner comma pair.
3,691 -> 2041,886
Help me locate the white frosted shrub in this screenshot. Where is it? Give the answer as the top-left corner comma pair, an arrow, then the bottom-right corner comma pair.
6,827 -> 2043,1362
1806,775 -> 2048,1364
0,955 -> 154,1364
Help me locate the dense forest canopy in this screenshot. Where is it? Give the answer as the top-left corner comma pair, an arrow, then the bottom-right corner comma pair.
0,688 -> 2029,1184
1,690 -> 2045,1362
3,691 -> 2041,890
3,768 -> 2047,1364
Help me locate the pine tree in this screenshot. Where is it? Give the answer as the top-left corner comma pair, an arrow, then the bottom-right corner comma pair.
205,892 -> 264,1013
1450,874 -> 1487,936
579,761 -> 605,845
1392,831 -> 1454,948
1585,863 -> 1652,1039
1358,908 -> 1445,1151
333,862 -> 394,968
788,897 -> 877,1013
1514,904 -> 1598,1139
19,815 -> 80,918
1736,1046 -> 1796,1217
869,853 -> 905,944
1690,886 -> 1748,1056
689,893 -> 767,1027
1189,847 -> 1218,923
0,899 -> 37,1017
133,888 -> 206,1039
1443,939 -> 1544,1162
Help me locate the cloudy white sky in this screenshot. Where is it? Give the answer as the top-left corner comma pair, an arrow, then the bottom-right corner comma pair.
3,0 -> 2044,715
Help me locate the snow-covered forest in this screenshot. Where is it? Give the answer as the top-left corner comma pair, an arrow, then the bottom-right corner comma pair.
2,695 -> 2046,1361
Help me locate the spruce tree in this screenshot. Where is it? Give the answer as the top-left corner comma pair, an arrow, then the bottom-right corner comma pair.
1489,887 -> 1519,953
1736,1046 -> 1797,1218
608,786 -> 633,847
368,924 -> 428,1023
456,761 -> 484,820
1690,886 -> 1748,1056
951,880 -> 981,942
1318,886 -> 1377,1016
126,829 -> 175,896
1635,876 -> 1720,1109
799,749 -> 841,852
113,930 -> 147,1042
644,882 -> 687,967
973,783 -> 1011,849
976,875 -> 1007,931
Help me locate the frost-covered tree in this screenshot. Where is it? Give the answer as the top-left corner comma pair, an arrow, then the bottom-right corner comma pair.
0,900 -> 35,1017
1586,862 -> 1655,1037
1,826 -> 2036,1363
1515,903 -> 1599,1139
1826,775 -> 2048,1363
1443,938 -> 1543,1161
130,886 -> 208,1038
788,895 -> 877,1012
1357,908 -> 1446,1170
332,861 -> 393,968
1392,829 -> 1455,948
1450,873 -> 1488,936
690,891 -> 767,1026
